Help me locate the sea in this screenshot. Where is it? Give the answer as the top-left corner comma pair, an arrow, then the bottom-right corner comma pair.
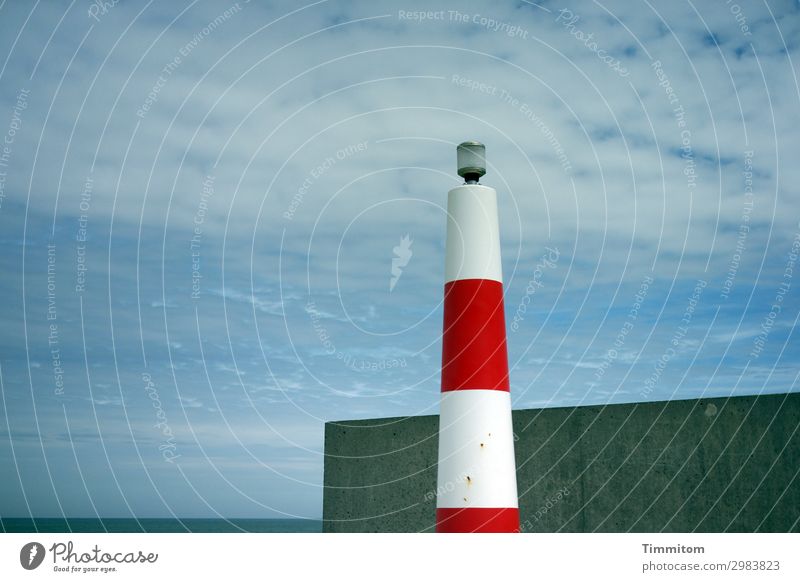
1,518 -> 322,533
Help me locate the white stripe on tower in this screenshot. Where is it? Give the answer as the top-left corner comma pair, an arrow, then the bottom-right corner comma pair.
445,184 -> 502,284
436,142 -> 519,533
437,390 -> 518,507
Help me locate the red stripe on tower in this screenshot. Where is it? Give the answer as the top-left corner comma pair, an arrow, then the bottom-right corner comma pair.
442,279 -> 509,391
436,142 -> 519,533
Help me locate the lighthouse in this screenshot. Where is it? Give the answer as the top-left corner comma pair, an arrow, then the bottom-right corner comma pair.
435,141 -> 519,533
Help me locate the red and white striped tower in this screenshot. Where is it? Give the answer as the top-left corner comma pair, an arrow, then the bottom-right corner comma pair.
436,141 -> 519,533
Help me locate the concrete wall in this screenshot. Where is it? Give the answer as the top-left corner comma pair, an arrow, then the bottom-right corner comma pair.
322,392 -> 800,532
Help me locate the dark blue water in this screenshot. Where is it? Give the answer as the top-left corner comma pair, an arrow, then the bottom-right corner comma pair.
1,518 -> 322,533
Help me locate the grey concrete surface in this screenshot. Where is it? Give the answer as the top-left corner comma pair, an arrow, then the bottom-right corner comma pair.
322,392 -> 800,532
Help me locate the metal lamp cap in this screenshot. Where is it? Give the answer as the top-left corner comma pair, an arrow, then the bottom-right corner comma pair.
456,141 -> 486,182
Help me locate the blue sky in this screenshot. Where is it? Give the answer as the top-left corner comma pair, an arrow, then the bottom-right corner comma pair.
0,0 -> 798,520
